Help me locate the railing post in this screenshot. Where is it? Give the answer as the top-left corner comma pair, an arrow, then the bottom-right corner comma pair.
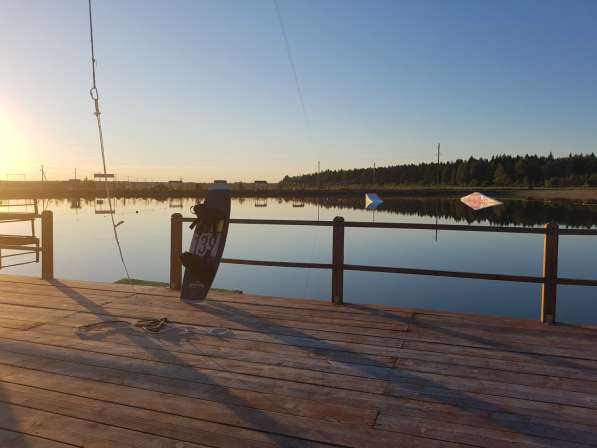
170,213 -> 183,290
41,210 -> 54,280
541,222 -> 559,324
332,216 -> 345,304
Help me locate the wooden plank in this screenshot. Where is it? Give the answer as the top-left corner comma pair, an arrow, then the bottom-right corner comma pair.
15,355 -> 591,448
0,274 -> 414,314
378,395 -> 597,440
386,383 -> 597,428
409,315 -> 597,344
3,330 -> 595,430
0,298 -> 401,360
0,332 -> 389,392
0,356 -> 375,425
403,321 -> 597,360
0,325 -> 392,381
0,213 -> 38,221
375,412 -> 591,448
0,287 -> 409,339
398,345 -> 597,382
0,235 -> 38,246
390,369 -> 597,409
407,317 -> 597,347
402,339 -> 597,376
411,312 -> 597,336
0,401 -> 212,448
0,366 -> 379,442
0,343 -> 390,415
2,274 -> 597,448
0,299 -> 405,353
0,281 -> 412,327
395,357 -> 597,394
0,429 -> 72,448
6,367 -> 590,448
53,310 -> 405,349
0,382 -> 466,448
0,337 -> 389,400
21,321 -> 397,367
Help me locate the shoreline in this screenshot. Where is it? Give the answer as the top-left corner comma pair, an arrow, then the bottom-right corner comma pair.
1,181 -> 597,202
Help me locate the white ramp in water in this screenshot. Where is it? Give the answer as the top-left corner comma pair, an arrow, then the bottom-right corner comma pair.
365,193 -> 383,210
460,192 -> 503,210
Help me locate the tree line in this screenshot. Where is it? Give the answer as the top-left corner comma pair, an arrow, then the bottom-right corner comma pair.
280,153 -> 597,188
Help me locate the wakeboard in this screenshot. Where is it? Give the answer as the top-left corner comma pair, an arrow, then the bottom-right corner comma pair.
180,183 -> 231,301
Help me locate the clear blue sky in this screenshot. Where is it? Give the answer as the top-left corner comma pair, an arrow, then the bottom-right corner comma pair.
1,0 -> 596,182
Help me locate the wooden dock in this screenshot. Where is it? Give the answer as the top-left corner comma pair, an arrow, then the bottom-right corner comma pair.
0,274 -> 596,447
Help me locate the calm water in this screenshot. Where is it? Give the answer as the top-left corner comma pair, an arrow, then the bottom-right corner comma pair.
2,196 -> 597,324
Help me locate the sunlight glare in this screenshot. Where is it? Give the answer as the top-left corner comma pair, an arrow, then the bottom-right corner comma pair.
0,101 -> 32,176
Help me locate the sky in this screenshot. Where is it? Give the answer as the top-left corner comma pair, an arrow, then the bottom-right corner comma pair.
1,0 -> 596,182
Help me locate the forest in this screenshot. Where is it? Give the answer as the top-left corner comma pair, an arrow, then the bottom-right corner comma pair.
280,153 -> 597,188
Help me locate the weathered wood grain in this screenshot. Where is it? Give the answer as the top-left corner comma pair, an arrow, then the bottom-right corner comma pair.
0,274 -> 596,447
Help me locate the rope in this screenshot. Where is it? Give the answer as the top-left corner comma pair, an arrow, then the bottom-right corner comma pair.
76,318 -> 170,334
87,0 -> 135,294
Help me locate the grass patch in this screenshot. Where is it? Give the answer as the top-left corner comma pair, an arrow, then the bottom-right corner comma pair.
114,278 -> 242,294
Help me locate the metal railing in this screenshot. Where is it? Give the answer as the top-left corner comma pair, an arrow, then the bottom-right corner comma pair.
170,213 -> 597,323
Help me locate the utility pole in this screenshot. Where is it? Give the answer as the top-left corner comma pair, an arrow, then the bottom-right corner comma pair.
317,161 -> 321,189
436,142 -> 441,185
40,165 -> 47,182
74,168 -> 77,181
373,162 -> 376,185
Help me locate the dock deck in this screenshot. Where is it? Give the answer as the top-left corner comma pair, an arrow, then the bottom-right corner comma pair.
0,274 -> 596,447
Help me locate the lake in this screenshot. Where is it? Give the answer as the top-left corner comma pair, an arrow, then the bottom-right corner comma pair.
2,195 -> 597,324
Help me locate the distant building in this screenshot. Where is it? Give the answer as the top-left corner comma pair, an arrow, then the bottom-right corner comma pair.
254,180 -> 267,191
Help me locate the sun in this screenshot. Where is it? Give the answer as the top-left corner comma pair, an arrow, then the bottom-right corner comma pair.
0,102 -> 32,175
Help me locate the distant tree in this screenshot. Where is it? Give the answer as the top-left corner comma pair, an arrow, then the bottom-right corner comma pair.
493,164 -> 512,186
280,153 -> 597,188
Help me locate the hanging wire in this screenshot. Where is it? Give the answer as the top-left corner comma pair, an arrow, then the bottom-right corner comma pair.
273,0 -> 310,131
273,0 -> 319,295
88,0 -> 135,293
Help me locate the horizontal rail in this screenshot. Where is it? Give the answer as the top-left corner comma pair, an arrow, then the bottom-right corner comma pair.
557,277 -> 597,287
221,258 -> 332,269
0,250 -> 38,259
0,235 -> 39,246
0,259 -> 38,269
170,214 -> 597,322
182,217 -> 334,226
182,216 -> 597,235
343,264 -> 543,283
558,228 -> 597,236
0,245 -> 40,252
344,221 -> 547,234
0,213 -> 40,221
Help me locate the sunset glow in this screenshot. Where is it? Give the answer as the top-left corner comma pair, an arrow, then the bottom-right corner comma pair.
0,102 -> 33,177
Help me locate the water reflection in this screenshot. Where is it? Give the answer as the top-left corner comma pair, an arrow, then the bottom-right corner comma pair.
2,195 -> 596,324
284,196 -> 597,228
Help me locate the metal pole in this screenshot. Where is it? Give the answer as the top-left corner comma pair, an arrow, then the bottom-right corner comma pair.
41,211 -> 54,280
332,216 -> 345,304
170,213 -> 183,290
541,222 -> 559,324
